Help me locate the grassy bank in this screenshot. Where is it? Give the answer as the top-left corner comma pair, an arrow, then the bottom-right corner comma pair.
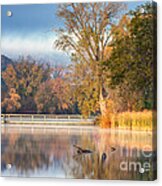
99,110 -> 156,131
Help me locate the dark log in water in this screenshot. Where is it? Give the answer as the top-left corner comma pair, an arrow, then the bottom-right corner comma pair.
73,145 -> 93,154
111,147 -> 116,152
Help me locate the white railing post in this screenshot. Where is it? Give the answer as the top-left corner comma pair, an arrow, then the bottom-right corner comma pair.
44,115 -> 46,122
31,115 -> 34,122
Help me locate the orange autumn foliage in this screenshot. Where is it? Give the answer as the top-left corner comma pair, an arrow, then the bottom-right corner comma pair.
2,88 -> 21,112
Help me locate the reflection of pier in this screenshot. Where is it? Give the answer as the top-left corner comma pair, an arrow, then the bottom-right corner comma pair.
1,114 -> 95,126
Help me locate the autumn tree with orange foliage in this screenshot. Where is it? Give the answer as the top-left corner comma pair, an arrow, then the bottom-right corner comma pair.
54,2 -> 127,117
35,77 -> 74,114
2,58 -> 51,113
2,88 -> 21,112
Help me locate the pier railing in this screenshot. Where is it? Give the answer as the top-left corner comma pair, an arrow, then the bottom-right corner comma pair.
1,114 -> 95,125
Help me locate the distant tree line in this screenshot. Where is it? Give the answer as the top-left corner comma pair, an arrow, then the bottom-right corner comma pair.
1,58 -> 77,114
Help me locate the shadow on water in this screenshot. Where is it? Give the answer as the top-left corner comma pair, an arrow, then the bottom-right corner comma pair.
1,127 -> 157,180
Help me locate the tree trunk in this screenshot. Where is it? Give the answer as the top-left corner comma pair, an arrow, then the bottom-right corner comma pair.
99,86 -> 107,116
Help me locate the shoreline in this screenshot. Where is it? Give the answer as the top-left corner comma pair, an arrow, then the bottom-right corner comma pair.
1,124 -> 155,134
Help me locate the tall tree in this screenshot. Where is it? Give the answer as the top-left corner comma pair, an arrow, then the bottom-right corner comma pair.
104,3 -> 156,111
54,2 -> 126,116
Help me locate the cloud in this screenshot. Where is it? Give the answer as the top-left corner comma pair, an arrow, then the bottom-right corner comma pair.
1,32 -> 71,65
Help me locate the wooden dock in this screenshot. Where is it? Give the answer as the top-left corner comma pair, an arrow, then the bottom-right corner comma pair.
1,114 -> 95,126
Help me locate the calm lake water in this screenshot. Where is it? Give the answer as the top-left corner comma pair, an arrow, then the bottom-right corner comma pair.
1,126 -> 157,180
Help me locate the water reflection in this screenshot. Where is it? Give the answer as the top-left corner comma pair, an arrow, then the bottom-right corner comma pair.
1,127 -> 156,180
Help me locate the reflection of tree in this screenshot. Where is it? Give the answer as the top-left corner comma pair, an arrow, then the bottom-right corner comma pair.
1,129 -> 156,180
63,130 -> 155,180
2,135 -> 51,174
1,130 -> 73,176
